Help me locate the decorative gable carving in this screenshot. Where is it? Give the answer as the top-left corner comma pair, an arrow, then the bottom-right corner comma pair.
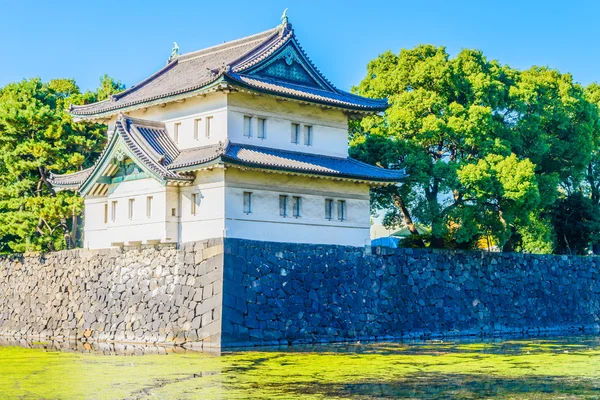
245,41 -> 331,90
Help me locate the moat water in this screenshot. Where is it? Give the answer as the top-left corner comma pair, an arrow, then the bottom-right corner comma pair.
0,335 -> 599,399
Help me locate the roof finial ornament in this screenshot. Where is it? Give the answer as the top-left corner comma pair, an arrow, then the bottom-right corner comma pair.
168,42 -> 179,63
281,8 -> 289,25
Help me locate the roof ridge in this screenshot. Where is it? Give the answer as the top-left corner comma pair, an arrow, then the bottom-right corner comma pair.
116,118 -> 188,180
109,60 -> 179,101
121,114 -> 167,129
178,26 -> 281,62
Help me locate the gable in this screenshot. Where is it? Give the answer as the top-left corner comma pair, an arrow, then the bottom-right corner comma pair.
80,132 -> 167,197
243,40 -> 334,90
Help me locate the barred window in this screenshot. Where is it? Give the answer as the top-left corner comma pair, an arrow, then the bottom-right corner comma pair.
279,195 -> 288,217
243,116 -> 252,137
337,200 -> 346,221
243,192 -> 252,214
304,125 -> 313,146
325,199 -> 333,220
291,123 -> 300,144
257,118 -> 267,139
292,196 -> 301,218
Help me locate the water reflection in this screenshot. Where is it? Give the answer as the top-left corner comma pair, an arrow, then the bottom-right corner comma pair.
0,338 -> 207,356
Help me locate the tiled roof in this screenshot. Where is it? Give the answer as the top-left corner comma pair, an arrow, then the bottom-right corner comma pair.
221,144 -> 406,182
48,168 -> 93,189
227,74 -> 388,111
49,115 -> 193,192
70,22 -> 388,118
169,142 -> 226,170
123,116 -> 180,165
114,115 -> 190,182
168,142 -> 406,182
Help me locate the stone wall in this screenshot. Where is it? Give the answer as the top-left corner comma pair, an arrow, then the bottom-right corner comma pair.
222,239 -> 600,346
1,238 -> 599,349
0,239 -> 224,349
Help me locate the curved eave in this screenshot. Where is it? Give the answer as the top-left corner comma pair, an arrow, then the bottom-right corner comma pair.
51,183 -> 81,192
224,161 -> 402,186
223,151 -> 405,183
223,74 -> 388,114
70,77 -> 228,121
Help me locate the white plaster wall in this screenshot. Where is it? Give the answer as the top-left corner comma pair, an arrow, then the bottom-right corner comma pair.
227,93 -> 349,157
179,169 -> 226,243
105,92 -> 229,150
102,92 -> 349,157
83,178 -> 177,249
224,169 -> 371,247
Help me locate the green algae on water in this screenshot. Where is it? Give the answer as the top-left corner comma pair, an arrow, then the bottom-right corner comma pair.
0,336 -> 599,399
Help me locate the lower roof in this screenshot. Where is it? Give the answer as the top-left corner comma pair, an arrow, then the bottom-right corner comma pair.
49,116 -> 405,192
170,142 -> 406,183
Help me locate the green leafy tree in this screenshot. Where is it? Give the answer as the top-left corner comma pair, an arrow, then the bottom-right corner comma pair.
353,46 -> 595,253
583,83 -> 600,253
0,76 -> 123,252
551,192 -> 600,255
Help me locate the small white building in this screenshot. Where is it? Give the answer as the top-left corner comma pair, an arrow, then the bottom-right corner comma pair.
51,16 -> 405,249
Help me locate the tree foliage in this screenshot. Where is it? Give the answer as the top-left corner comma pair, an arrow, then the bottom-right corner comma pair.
352,45 -> 596,253
0,76 -> 122,252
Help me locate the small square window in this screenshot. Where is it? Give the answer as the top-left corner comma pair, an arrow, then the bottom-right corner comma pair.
292,196 -> 301,218
257,118 -> 266,139
243,116 -> 252,137
325,199 -> 333,220
337,200 -> 346,221
304,125 -> 313,146
291,123 -> 300,144
279,195 -> 288,217
243,192 -> 252,214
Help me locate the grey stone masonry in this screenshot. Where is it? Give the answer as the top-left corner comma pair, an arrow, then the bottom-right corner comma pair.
0,239 -> 224,350
222,239 -> 600,347
1,237 -> 600,349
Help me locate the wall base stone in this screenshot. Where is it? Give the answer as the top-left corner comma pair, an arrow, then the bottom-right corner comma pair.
0,239 -> 224,350
1,238 -> 599,350
221,239 -> 600,347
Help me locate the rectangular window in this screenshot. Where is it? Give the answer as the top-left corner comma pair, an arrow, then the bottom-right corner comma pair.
257,118 -> 266,139
191,193 -> 198,215
292,196 -> 301,218
111,201 -> 117,222
337,200 -> 346,221
243,192 -> 252,214
243,116 -> 252,137
291,123 -> 300,144
304,125 -> 313,146
146,196 -> 153,217
194,118 -> 202,140
174,122 -> 181,143
279,195 -> 288,217
128,198 -> 135,220
171,208 -> 177,217
206,116 -> 213,138
104,203 -> 108,224
325,199 -> 333,220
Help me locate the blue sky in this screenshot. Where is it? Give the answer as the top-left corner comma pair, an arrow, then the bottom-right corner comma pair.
1,0 -> 599,93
